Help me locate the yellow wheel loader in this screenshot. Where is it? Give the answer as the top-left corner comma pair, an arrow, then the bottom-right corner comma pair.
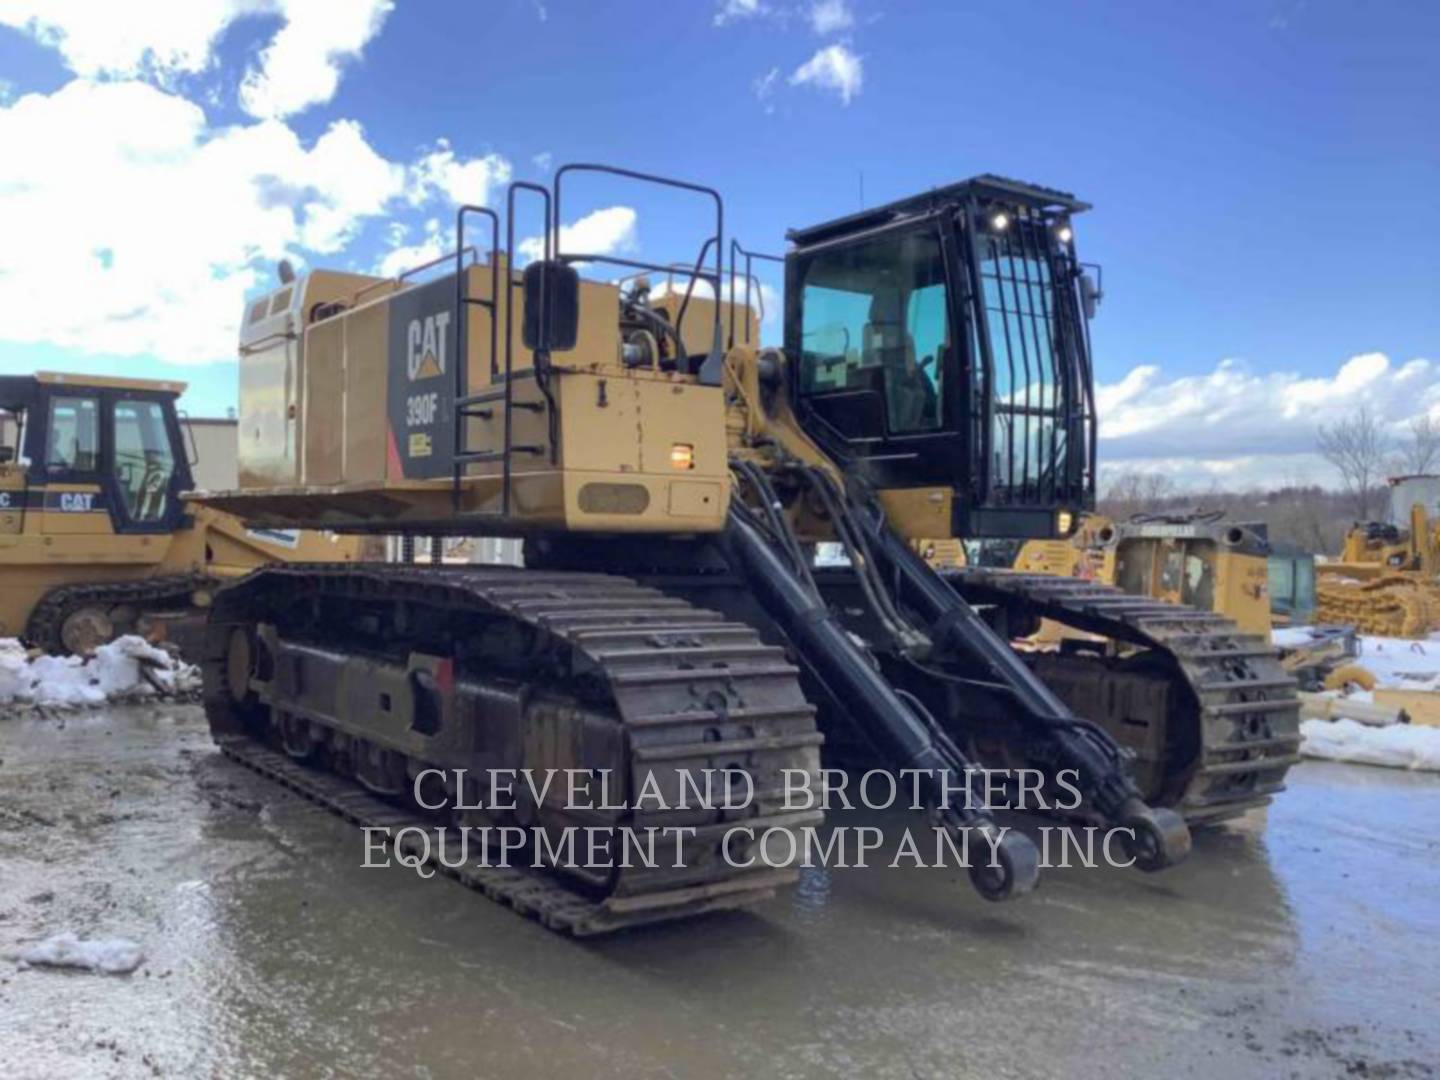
193,165 -> 1298,935
0,372 -> 357,655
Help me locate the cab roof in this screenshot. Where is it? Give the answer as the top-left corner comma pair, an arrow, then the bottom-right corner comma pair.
0,372 -> 187,412
787,173 -> 1091,249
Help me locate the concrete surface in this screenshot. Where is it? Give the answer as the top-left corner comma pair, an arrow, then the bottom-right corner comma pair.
1,704 -> 1436,1079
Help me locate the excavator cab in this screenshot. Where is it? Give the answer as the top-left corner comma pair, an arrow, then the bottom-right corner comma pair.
786,175 -> 1097,540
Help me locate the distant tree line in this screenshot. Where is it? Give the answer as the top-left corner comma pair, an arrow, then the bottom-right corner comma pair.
1096,474 -> 1374,556
1098,404 -> 1437,556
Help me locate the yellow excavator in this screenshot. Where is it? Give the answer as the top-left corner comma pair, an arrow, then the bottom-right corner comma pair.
0,372 -> 357,655
193,165 -> 1299,934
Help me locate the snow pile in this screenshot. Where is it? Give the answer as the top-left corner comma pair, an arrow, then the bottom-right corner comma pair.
0,636 -> 199,709
1346,636 -> 1440,690
17,932 -> 144,974
1300,718 -> 1440,772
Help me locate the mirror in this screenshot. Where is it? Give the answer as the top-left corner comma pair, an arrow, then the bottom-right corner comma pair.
1079,272 -> 1102,320
522,260 -> 580,352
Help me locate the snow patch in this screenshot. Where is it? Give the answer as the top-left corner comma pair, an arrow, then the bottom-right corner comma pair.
1300,718 -> 1440,772
17,932 -> 144,974
0,636 -> 199,710
1277,627 -> 1440,690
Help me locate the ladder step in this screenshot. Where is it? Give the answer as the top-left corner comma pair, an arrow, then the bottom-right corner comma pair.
457,389 -> 504,407
455,446 -> 545,464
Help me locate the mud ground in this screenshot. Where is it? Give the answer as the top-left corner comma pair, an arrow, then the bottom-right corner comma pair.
1,704 -> 1436,1080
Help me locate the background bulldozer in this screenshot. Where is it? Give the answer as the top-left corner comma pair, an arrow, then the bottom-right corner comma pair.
0,372 -> 357,655
1014,511 -> 1276,636
1315,475 -> 1440,637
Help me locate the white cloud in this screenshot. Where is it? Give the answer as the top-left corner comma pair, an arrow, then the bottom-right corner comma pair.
789,44 -> 863,105
376,218 -> 449,279
808,0 -> 854,35
1,0 -> 394,119
0,0 -> 249,80
239,0 -> 395,119
532,151 -> 554,173
518,206 -> 638,265
0,78 -> 510,365
751,66 -> 780,113
714,0 -> 766,26
407,138 -> 513,207
1097,353 -> 1440,488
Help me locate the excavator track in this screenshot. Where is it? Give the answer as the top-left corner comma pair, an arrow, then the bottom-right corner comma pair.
202,563 -> 824,936
945,569 -> 1302,824
26,574 -> 217,654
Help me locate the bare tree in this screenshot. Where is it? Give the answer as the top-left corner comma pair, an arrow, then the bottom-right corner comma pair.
1394,415 -> 1440,476
1099,470 -> 1177,519
1316,404 -> 1390,520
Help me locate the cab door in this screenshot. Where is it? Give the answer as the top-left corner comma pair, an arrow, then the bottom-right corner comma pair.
35,391 -> 109,536
103,394 -> 190,535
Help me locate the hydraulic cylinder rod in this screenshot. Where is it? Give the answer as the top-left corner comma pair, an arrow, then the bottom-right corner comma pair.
861,516 -> 1192,871
723,509 -> 1040,901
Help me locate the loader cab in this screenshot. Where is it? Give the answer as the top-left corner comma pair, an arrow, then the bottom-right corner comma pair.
786,175 -> 1097,540
0,373 -> 196,536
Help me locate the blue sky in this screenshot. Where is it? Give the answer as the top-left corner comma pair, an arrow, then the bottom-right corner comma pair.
1,1 -> 1436,486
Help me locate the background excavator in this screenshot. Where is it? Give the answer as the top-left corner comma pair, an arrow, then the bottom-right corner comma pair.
0,373 -> 357,655
194,165 -> 1299,935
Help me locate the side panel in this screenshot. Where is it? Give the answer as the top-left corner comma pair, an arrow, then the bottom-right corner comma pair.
342,301 -> 390,486
238,337 -> 297,487
385,276 -> 457,480
303,318 -> 346,486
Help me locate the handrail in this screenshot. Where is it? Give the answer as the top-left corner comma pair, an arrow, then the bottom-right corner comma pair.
403,245 -> 479,282
353,245 -> 479,305
554,163 -> 726,383
452,206 -> 499,511
506,182 -> 556,475
727,240 -> 783,347
238,330 -> 297,355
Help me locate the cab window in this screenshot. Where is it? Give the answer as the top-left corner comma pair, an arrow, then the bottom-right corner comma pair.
45,396 -> 100,472
113,399 -> 175,522
798,229 -> 947,435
